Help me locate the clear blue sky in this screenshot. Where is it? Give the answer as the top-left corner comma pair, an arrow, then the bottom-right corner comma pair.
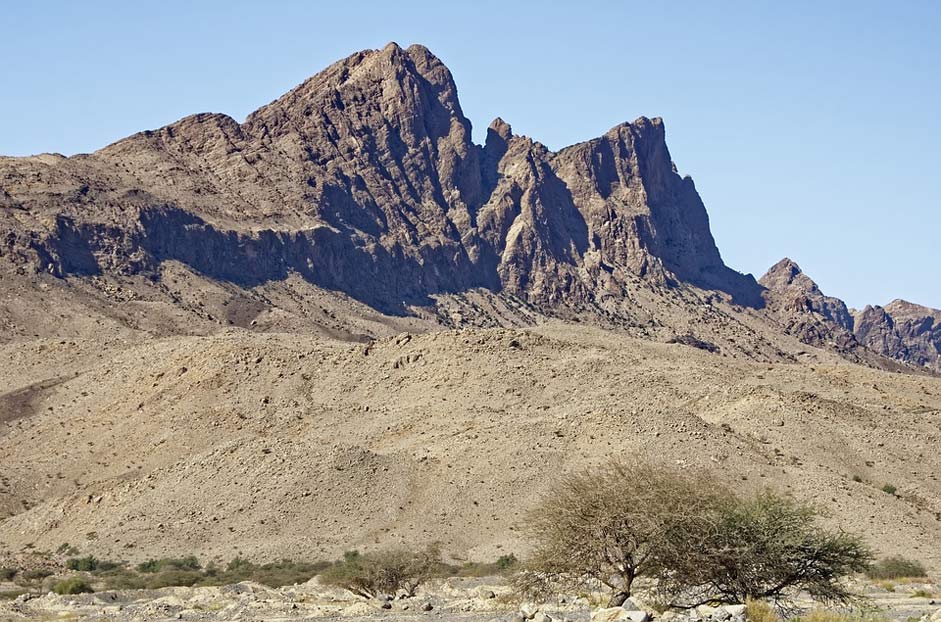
2,1 -> 938,309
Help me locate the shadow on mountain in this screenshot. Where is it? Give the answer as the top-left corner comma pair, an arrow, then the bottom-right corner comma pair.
38,202 -> 762,316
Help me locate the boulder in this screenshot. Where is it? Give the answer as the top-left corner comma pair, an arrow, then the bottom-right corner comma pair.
591,606 -> 650,622
725,604 -> 747,618
520,602 -> 540,619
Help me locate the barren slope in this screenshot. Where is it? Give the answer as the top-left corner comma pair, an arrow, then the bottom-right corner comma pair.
1,323 -> 938,568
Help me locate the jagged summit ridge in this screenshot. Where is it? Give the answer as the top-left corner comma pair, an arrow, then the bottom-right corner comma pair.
0,42 -> 761,316
761,257 -> 940,372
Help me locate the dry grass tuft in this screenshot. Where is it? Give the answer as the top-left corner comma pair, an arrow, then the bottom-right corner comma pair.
745,598 -> 779,622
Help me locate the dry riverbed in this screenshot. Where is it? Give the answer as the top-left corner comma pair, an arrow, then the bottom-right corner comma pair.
1,576 -> 939,622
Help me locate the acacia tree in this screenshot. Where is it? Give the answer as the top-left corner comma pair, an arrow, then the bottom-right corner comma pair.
515,460 -> 728,606
320,545 -> 443,599
658,491 -> 873,610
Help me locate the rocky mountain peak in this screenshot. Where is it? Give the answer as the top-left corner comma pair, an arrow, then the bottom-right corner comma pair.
488,117 -> 513,141
884,299 -> 940,319
760,258 -> 821,294
854,300 -> 941,371
759,258 -> 857,350
763,257 -> 802,279
6,43 -> 898,350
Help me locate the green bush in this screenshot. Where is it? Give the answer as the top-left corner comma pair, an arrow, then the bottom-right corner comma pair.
881,484 -> 897,495
65,556 -> 119,572
448,554 -> 521,577
866,555 -> 927,580
239,559 -> 329,587
136,556 -> 201,573
320,546 -> 444,598
52,577 -> 93,595
0,567 -> 16,581
517,459 -> 873,609
0,589 -> 28,601
97,568 -> 147,590
96,557 -> 329,590
145,570 -> 204,588
193,558 -> 328,588
66,556 -> 96,571
516,459 -> 728,606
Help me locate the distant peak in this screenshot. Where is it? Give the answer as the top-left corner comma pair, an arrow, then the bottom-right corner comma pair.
885,298 -> 940,316
488,117 -> 512,141
759,258 -> 817,293
634,115 -> 664,126
768,257 -> 802,276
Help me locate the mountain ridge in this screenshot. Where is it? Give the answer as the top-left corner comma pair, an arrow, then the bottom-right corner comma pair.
1,42 -> 941,572
0,42 -> 936,373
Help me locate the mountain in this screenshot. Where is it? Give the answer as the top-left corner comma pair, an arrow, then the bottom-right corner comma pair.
0,43 -> 764,326
760,259 -> 941,373
855,300 -> 941,372
1,43 -> 940,570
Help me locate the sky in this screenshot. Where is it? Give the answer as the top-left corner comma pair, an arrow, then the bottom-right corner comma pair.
2,1 -> 938,309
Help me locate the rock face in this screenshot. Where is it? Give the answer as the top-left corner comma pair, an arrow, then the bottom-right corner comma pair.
0,42 -> 935,373
761,259 -> 941,373
0,42 -> 760,316
855,300 -> 941,372
759,258 -> 858,350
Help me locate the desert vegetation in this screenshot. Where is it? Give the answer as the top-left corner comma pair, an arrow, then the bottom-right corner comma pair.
515,459 -> 874,611
866,556 -> 929,581
319,546 -> 444,599
0,548 -> 520,599
51,577 -> 93,595
2,462 -> 936,622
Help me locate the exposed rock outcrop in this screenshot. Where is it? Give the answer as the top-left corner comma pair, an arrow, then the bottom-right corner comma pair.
0,42 -> 759,317
1,42 -> 935,373
760,258 -> 940,373
855,300 -> 941,372
759,258 -> 858,350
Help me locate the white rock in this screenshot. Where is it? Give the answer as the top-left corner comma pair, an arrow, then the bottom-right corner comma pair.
520,602 -> 540,619
591,607 -> 650,622
697,605 -> 729,620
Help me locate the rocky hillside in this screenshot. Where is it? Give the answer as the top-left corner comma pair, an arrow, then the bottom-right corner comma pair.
760,259 -> 940,373
854,301 -> 941,372
1,42 -> 940,573
1,42 -> 935,372
0,44 -> 758,323
1,325 -> 939,568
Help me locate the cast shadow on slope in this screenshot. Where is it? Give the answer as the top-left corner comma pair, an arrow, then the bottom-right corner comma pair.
39,199 -> 762,317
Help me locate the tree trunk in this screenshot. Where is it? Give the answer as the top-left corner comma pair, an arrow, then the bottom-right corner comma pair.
607,591 -> 630,607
